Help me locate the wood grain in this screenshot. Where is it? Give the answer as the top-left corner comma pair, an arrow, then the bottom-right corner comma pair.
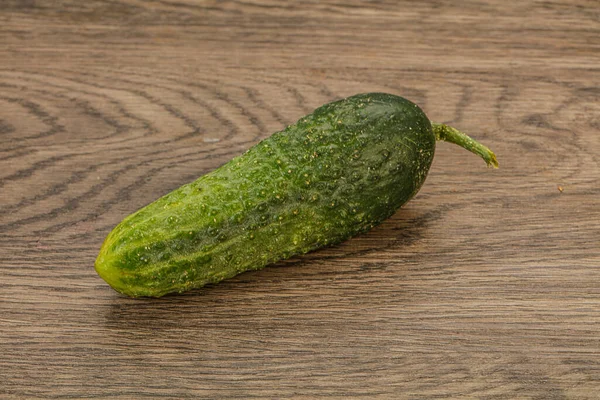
1,0 -> 600,398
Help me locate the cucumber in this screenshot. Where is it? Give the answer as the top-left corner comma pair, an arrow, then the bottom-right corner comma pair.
95,93 -> 497,297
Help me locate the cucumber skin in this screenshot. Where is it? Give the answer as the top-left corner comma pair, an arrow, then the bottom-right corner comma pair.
95,93 -> 436,297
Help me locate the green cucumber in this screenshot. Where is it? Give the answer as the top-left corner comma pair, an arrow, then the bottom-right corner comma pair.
95,93 -> 497,297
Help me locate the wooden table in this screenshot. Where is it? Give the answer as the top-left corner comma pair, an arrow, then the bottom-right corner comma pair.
2,1 -> 599,398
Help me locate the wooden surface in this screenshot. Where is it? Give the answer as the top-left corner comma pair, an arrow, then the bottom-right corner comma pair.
1,1 -> 599,398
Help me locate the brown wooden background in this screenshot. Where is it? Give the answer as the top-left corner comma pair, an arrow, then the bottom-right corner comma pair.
2,1 -> 599,398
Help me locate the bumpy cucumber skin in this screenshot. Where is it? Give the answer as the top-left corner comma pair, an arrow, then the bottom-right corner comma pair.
95,93 -> 436,297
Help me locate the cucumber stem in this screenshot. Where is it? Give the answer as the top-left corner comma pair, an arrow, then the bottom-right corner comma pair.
432,123 -> 498,168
